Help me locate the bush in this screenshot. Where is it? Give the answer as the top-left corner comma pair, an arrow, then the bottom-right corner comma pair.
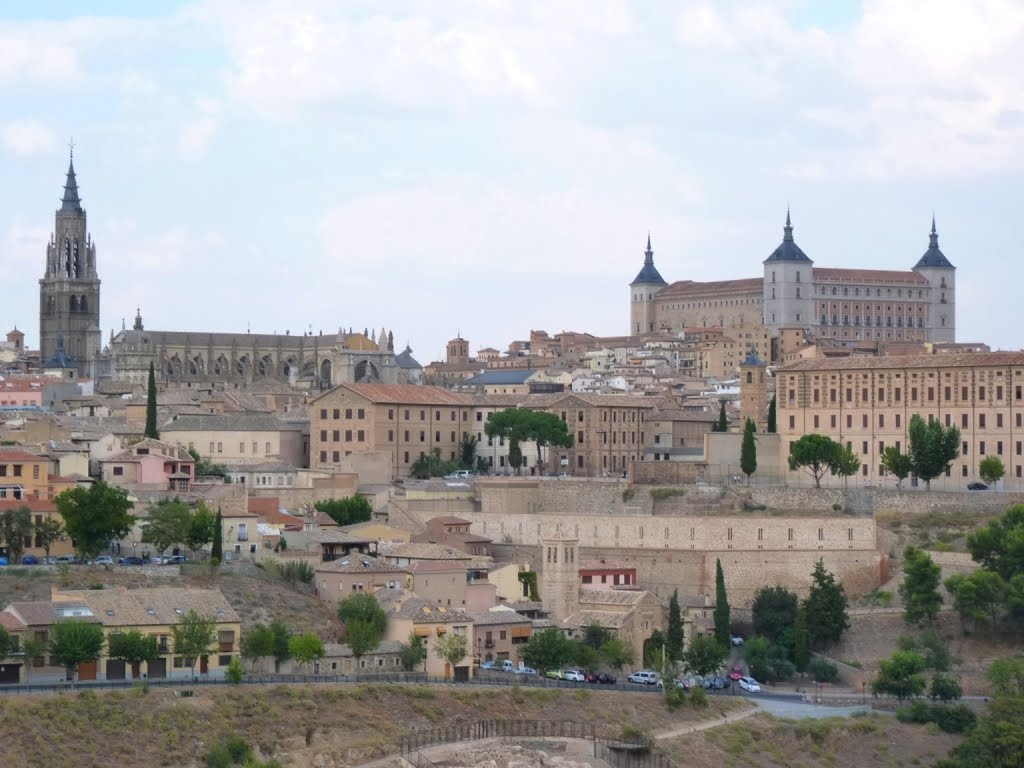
690,686 -> 708,708
225,657 -> 244,685
897,701 -> 977,734
663,684 -> 687,710
622,488 -> 635,502
225,735 -> 251,763
897,700 -> 934,725
206,746 -> 232,768
808,658 -> 839,683
266,560 -> 314,585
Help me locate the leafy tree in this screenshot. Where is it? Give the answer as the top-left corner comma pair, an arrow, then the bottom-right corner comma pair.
942,573 -> 1007,630
459,432 -> 479,469
580,622 -> 613,650
751,585 -> 799,645
979,456 -> 1006,486
19,636 -> 46,682
598,637 -> 635,671
183,503 -> 216,557
0,626 -> 14,659
508,441 -> 524,474
643,628 -> 667,670
269,620 -> 292,668
49,619 -> 105,681
288,632 -> 325,673
409,448 -> 460,479
788,434 -> 850,488
186,447 -> 228,478
804,559 -> 849,649
898,630 -> 956,673
666,590 -> 684,662
524,410 -> 574,474
907,413 -> 960,490
871,649 -> 927,704
831,442 -> 861,482
485,408 -> 573,475
240,623 -> 276,672
682,635 -> 728,678
929,673 -> 963,702
33,517 -> 64,560
743,636 -> 774,681
808,657 -> 839,683
0,506 -> 33,564
714,401 -> 728,432
314,495 -> 373,526
140,500 -> 193,556
740,418 -> 757,482
881,446 -> 913,489
225,657 -> 244,684
434,633 -> 468,677
900,546 -> 943,625
107,629 -> 159,678
967,505 -> 1024,581
939,692 -> 1024,768
713,558 -> 730,647
793,605 -> 809,672
337,593 -> 387,659
987,656 -> 1024,696
521,628 -> 577,673
211,508 -> 223,564
171,609 -> 216,678
54,481 -> 135,560
399,633 -> 426,671
145,361 -> 159,439
766,394 -> 776,434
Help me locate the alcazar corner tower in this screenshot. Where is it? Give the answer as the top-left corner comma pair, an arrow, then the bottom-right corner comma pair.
630,211 -> 956,362
38,153 -> 102,377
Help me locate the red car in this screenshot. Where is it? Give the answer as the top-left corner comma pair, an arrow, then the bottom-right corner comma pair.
728,664 -> 743,682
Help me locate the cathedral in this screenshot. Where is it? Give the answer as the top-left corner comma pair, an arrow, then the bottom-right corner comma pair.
37,157 -> 422,388
630,212 -> 956,362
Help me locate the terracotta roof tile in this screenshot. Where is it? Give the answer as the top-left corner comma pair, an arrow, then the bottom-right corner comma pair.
657,278 -> 762,298
814,267 -> 928,285
313,383 -> 469,406
0,449 -> 46,462
779,351 -> 1024,372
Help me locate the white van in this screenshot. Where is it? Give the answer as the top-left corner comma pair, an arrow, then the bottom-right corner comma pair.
501,659 -> 517,673
628,670 -> 660,685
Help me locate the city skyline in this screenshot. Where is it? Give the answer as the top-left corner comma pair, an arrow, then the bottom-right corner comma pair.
2,1 -> 1023,361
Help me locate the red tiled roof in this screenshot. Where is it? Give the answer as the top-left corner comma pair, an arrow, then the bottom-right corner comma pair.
314,383 -> 469,406
0,611 -> 25,631
779,351 -> 1024,372
814,267 -> 927,285
657,277 -> 762,298
0,449 -> 46,462
0,499 -> 57,513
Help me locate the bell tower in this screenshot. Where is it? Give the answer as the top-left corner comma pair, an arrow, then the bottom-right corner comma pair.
39,150 -> 101,375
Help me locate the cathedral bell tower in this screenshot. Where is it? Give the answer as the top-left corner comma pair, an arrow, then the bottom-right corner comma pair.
39,151 -> 102,375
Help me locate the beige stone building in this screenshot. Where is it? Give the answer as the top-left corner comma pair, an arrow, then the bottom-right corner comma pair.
314,555 -> 406,605
774,351 -> 1024,489
471,607 -> 532,665
379,592 -> 475,680
160,413 -> 308,467
406,560 -> 469,609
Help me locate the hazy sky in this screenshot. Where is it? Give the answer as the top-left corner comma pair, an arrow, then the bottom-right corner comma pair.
2,1 -> 1022,364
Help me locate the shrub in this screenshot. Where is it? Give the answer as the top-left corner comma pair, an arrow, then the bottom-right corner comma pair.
808,658 -> 839,683
933,704 -> 977,734
650,488 -> 685,500
88,582 -> 104,590
689,686 -> 708,708
224,735 -> 251,763
622,488 -> 635,502
225,657 -> 244,685
663,684 -> 687,710
897,700 -> 934,725
206,746 -> 232,768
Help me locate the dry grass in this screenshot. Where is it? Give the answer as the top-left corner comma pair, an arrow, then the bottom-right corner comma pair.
0,685 -> 747,768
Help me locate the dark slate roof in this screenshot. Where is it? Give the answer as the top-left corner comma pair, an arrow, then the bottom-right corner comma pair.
742,350 -> 766,367
60,158 -> 83,213
630,235 -> 668,286
395,345 -> 423,370
914,217 -> 954,269
464,369 -> 537,386
764,210 -> 812,263
44,337 -> 76,369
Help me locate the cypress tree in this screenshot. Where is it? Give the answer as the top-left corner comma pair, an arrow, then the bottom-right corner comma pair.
145,362 -> 159,439
740,418 -> 757,482
211,508 -> 223,564
666,589 -> 684,661
767,394 -> 777,433
793,604 -> 809,672
713,558 -> 730,647
716,401 -> 728,432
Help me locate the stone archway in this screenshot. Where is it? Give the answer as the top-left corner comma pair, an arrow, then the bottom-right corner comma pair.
189,354 -> 205,376
320,359 -> 333,389
236,355 -> 250,376
214,354 -> 229,376
354,359 -> 380,382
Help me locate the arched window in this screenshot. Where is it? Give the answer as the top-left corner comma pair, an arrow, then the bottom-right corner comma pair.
72,239 -> 80,278
746,371 -> 753,384
69,295 -> 78,312
79,295 -> 88,313
64,238 -> 71,277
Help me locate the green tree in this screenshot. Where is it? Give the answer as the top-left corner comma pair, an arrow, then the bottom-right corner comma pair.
898,630 -> 956,673
751,585 -> 799,645
337,593 -> 387,659
225,657 -> 244,684
666,589 -> 684,662
986,656 -> 1024,696
459,432 -> 479,469
713,558 -> 730,647
929,673 -> 963,702
520,628 -> 577,673
580,622 -> 613,650
107,629 -> 159,678
171,609 -> 216,679
314,495 -> 373,526
939,692 -> 1024,768
434,633 -> 468,677
269,620 -> 292,669
804,559 -> 849,649
399,633 -> 426,671
288,632 -> 325,673
766,394 -> 776,434
49,618 -> 105,681
19,636 -> 46,682
743,636 -> 774,681
524,410 -> 574,474
832,442 -> 861,482
33,517 -> 64,560
240,623 -> 276,672
0,626 -> 14,659
145,361 -> 159,439
183,503 -> 216,558
643,628 -> 666,670
0,506 -> 33,564
793,605 -> 809,672
682,635 -> 728,678
598,637 -> 635,671
54,481 -> 135,560
881,446 -> 913,489
788,434 -> 850,488
210,508 -> 223,564
484,408 -> 573,476
409,448 -> 460,479
966,505 -> 1024,580
871,649 -> 928,704
508,441 -> 524,474
714,401 -> 728,432
186,448 -> 228,478
946,571 -> 1008,628
979,456 -> 1006,486
140,499 -> 193,556
900,546 -> 943,625
740,418 -> 757,482
907,413 -> 960,490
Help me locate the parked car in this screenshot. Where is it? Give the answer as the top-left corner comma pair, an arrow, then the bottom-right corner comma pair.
118,556 -> 145,566
54,555 -> 75,565
728,664 -> 744,682
670,677 -> 691,691
730,634 -> 744,646
545,669 -> 565,680
585,672 -> 616,684
20,555 -> 40,565
480,660 -> 497,670
967,482 -> 988,491
500,659 -> 517,673
563,669 -> 585,682
628,670 -> 660,685
738,676 -> 761,693
703,677 -> 730,690
445,470 -> 472,480
93,556 -> 114,566
165,555 -> 186,565
515,666 -> 537,676
0,557 -> 8,566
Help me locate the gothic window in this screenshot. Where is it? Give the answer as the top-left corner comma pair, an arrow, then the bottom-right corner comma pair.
47,296 -> 55,314
69,295 -> 78,313
64,238 -> 71,277
72,239 -> 80,278
79,295 -> 88,313
796,287 -> 801,298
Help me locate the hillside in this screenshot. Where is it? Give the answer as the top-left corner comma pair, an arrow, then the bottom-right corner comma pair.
0,684 -> 748,768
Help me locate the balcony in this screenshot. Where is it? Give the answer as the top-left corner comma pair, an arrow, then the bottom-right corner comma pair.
484,640 -> 495,649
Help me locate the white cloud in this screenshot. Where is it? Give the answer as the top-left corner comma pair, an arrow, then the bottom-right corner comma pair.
1,121 -> 58,156
0,36 -> 79,84
178,98 -> 221,159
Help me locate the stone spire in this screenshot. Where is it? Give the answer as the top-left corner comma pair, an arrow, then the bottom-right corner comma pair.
60,152 -> 83,214
764,208 -> 811,263
783,207 -> 793,242
630,233 -> 667,286
914,214 -> 954,269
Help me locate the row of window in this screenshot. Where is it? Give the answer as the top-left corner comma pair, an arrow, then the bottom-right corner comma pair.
821,316 -> 925,328
794,383 -> 1023,406
316,406 -> 647,425
0,463 -> 40,479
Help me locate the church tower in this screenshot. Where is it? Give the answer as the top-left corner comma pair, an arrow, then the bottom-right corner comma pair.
540,531 -> 579,622
912,216 -> 956,344
629,234 -> 667,335
763,210 -> 814,340
39,152 -> 101,375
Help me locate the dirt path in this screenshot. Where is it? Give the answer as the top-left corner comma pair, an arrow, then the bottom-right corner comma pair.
652,706 -> 759,740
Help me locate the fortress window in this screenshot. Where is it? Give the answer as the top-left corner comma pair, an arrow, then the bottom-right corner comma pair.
818,528 -> 823,541
796,271 -> 801,282
757,528 -> 763,541
788,415 -> 795,429
727,528 -> 733,541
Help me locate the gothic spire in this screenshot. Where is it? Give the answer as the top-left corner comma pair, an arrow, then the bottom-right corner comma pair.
914,214 -> 954,269
764,208 -> 811,262
783,207 -> 793,242
60,152 -> 83,213
630,232 -> 667,286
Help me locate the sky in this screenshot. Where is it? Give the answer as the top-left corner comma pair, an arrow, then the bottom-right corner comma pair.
2,0 -> 1023,364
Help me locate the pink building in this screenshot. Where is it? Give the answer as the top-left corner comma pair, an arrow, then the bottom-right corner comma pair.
100,438 -> 196,491
0,377 -> 45,407
579,559 -> 637,590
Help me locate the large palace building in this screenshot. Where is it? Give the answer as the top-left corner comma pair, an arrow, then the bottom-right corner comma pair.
630,213 -> 956,361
